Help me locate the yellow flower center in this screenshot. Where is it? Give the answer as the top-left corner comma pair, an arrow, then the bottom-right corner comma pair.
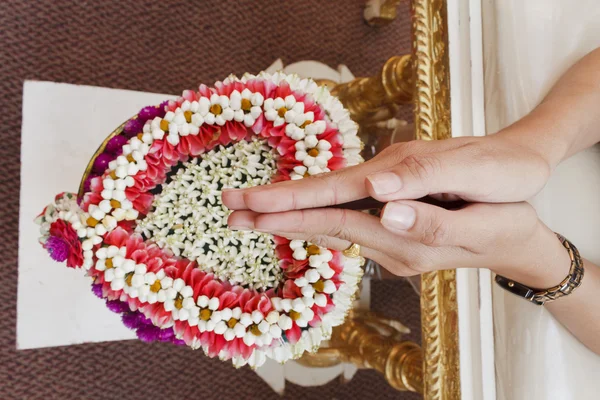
227,318 -> 238,329
86,217 -> 98,227
105,258 -> 114,269
199,308 -> 212,321
313,280 -> 325,293
109,171 -> 118,179
300,120 -> 311,129
249,324 -> 262,336
241,98 -> 252,112
125,272 -> 134,286
150,280 -> 161,293
277,107 -> 287,118
126,154 -> 135,163
110,199 -> 121,209
289,310 -> 301,321
308,148 -> 320,157
210,104 -> 223,115
306,244 -> 321,256
174,293 -> 184,310
159,119 -> 169,131
183,110 -> 192,123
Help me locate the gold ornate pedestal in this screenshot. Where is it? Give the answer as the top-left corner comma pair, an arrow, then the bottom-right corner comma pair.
332,55 -> 413,126
298,310 -> 424,393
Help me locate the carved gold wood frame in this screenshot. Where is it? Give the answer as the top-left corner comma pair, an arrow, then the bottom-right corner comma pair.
413,0 -> 461,399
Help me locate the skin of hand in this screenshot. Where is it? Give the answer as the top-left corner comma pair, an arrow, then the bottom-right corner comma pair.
222,48 -> 600,354
223,47 -> 600,282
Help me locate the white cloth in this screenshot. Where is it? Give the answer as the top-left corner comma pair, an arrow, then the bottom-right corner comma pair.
18,82 -> 176,349
483,1 -> 600,398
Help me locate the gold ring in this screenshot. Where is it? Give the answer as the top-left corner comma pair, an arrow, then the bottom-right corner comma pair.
342,243 -> 361,258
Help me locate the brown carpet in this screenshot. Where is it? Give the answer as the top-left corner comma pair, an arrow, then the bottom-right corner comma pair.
0,1 -> 420,398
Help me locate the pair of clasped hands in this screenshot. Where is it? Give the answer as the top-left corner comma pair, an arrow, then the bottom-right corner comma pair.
224,49 -> 600,301
223,132 -> 565,287
225,47 -> 600,355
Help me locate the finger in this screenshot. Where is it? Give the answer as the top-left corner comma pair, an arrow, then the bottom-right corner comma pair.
379,200 -> 539,252
365,147 -> 482,202
226,210 -> 260,231
222,163 -> 373,213
221,140 -> 455,213
228,215 -> 420,277
248,208 -> 441,275
227,209 -> 465,276
253,208 -> 398,252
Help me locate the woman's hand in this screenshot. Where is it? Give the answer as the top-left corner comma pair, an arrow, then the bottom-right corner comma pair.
222,132 -> 568,282
226,194 -> 570,287
223,134 -> 554,217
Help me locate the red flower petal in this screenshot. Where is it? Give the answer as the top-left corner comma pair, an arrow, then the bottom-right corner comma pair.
286,323 -> 302,344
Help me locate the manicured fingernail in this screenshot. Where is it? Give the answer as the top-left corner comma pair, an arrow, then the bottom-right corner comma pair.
229,226 -> 251,231
367,172 -> 402,195
382,203 -> 416,230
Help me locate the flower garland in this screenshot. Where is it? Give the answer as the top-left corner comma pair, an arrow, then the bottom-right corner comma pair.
35,72 -> 364,368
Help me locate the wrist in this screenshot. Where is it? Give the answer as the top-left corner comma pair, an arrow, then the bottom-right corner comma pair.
492,223 -> 572,289
497,99 -> 583,170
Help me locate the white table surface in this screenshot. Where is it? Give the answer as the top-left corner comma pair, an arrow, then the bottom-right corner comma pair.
18,81 -> 174,349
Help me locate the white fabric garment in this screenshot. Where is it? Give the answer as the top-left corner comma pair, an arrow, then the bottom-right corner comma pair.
482,0 -> 600,398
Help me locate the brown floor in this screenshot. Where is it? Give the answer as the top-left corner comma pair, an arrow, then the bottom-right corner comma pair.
0,1 -> 420,398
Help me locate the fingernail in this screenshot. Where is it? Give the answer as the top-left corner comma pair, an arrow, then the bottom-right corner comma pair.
382,203 -> 416,230
229,226 -> 251,231
367,172 -> 402,195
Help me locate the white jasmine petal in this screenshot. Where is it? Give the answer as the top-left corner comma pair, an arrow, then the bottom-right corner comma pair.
208,297 -> 220,310
292,298 -> 306,312
258,320 -> 269,333
251,310 -> 264,324
234,323 -> 246,338
323,280 -> 336,294
214,320 -> 227,334
220,308 -> 233,321
243,332 -> 256,346
269,325 -> 282,339
197,295 -> 209,308
240,313 -> 253,327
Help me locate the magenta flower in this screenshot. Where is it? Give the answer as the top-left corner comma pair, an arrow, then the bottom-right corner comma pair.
44,220 -> 83,268
105,135 -> 128,155
92,153 -> 112,174
123,118 -> 143,138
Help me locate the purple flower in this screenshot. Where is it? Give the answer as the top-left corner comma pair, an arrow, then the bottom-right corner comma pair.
92,153 -> 112,174
123,118 -> 143,138
83,174 -> 96,193
136,325 -> 162,342
138,105 -> 161,122
171,338 -> 186,346
105,300 -> 131,314
158,101 -> 168,118
91,283 -> 103,299
158,328 -> 175,342
45,236 -> 69,262
122,312 -> 143,330
104,135 -> 128,155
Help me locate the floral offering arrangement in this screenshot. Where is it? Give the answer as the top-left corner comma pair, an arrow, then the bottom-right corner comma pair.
35,72 -> 364,368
